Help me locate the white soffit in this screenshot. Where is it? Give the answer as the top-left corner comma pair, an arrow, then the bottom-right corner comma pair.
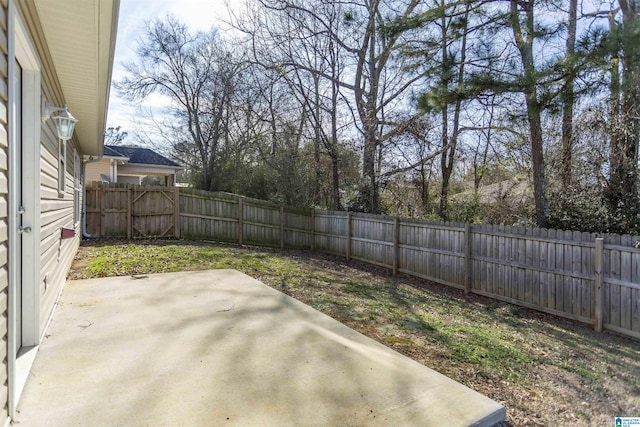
34,0 -> 120,156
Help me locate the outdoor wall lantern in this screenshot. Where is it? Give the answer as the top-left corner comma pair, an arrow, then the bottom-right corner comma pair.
41,100 -> 78,141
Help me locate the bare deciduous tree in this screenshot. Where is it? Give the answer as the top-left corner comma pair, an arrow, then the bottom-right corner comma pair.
117,16 -> 242,191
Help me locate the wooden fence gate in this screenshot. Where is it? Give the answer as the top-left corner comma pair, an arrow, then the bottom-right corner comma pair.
86,185 -> 180,238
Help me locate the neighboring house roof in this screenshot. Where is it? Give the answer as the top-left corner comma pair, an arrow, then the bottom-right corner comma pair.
102,145 -> 128,159
104,145 -> 183,168
32,0 -> 120,156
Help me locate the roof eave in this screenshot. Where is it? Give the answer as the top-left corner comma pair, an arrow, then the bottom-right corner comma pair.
124,162 -> 185,171
103,155 -> 129,161
33,0 -> 120,156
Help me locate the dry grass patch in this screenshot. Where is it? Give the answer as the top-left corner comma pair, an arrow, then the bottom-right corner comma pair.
70,239 -> 640,426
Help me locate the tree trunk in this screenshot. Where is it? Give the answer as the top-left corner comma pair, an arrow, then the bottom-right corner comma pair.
331,156 -> 342,210
439,105 -> 450,219
620,3 -> 640,220
202,156 -> 214,191
330,67 -> 342,210
606,8 -> 640,231
420,166 -> 431,214
608,31 -> 625,217
526,93 -> 549,227
361,25 -> 380,213
438,1 -> 468,221
560,0 -> 577,187
440,167 -> 452,220
313,75 -> 322,206
510,0 -> 549,227
438,6 -> 451,220
355,1 -> 381,214
362,128 -> 379,212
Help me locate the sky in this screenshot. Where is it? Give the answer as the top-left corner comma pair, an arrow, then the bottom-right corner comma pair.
106,0 -> 240,144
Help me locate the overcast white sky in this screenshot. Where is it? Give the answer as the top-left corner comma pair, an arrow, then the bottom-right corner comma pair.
107,0 -> 240,144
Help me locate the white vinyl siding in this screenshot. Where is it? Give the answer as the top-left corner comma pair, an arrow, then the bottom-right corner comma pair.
39,107 -> 79,331
85,158 -> 111,184
0,0 -> 10,421
116,175 -> 140,185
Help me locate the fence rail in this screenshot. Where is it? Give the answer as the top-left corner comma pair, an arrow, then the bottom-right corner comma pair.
85,185 -> 640,340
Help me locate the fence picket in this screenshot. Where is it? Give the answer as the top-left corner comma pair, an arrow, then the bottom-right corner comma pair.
610,234 -> 622,328
632,249 -> 640,333
538,228 -> 547,307
517,227 -> 526,302
620,235 -> 632,330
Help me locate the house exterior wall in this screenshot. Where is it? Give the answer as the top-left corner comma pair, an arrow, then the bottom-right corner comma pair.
38,121 -> 80,332
85,158 -> 110,184
14,0 -> 82,340
118,164 -> 180,187
0,1 -> 92,422
117,175 -> 140,185
0,0 -> 120,422
0,0 -> 10,422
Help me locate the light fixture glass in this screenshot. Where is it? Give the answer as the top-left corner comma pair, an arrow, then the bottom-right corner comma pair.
42,101 -> 78,141
53,106 -> 77,141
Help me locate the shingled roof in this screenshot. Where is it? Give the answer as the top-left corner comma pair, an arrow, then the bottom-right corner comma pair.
103,145 -> 182,168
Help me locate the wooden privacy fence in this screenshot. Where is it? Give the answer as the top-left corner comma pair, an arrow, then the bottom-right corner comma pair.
86,186 -> 640,340
312,214 -> 640,340
180,189 -> 312,248
86,184 -> 180,238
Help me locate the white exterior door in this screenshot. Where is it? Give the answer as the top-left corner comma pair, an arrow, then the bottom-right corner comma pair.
8,8 -> 42,417
14,58 -> 22,354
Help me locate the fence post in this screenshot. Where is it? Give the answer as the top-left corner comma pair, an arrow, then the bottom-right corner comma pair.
280,206 -> 285,249
464,223 -> 472,294
346,212 -> 352,261
238,198 -> 243,246
310,209 -> 315,250
594,237 -> 604,332
173,187 -> 180,239
393,217 -> 400,276
126,188 -> 132,239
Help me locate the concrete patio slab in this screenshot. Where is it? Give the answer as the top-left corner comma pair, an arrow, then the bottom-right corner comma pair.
16,270 -> 505,426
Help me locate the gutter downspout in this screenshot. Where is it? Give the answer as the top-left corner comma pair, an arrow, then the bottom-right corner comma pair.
82,154 -> 103,238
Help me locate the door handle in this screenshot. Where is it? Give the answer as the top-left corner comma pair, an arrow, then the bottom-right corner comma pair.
18,226 -> 31,234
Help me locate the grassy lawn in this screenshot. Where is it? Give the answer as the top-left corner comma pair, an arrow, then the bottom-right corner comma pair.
70,239 -> 640,426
